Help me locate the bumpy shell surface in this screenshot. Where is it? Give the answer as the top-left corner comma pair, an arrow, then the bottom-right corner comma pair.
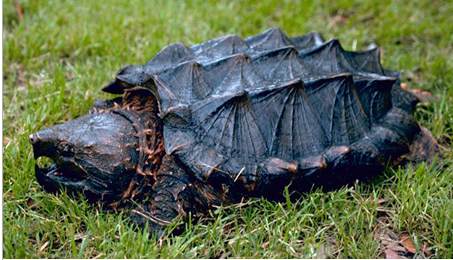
103,28 -> 420,196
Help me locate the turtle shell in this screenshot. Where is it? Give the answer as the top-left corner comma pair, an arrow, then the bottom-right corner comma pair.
103,28 -> 421,198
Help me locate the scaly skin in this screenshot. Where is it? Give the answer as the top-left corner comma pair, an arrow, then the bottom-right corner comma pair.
130,155 -> 228,235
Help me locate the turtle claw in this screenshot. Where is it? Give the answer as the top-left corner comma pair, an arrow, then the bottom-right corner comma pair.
129,205 -> 172,237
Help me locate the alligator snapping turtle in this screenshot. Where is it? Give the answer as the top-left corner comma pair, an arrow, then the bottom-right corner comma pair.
29,28 -> 440,234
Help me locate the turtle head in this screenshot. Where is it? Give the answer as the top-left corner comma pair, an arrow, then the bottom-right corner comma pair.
29,110 -> 140,201
29,88 -> 164,202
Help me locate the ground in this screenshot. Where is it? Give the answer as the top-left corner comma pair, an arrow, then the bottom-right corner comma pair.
2,0 -> 453,258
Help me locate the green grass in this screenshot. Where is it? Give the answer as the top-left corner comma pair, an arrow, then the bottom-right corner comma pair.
3,0 -> 453,258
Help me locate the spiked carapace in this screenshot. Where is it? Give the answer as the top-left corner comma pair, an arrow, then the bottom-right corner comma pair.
30,28 -> 440,234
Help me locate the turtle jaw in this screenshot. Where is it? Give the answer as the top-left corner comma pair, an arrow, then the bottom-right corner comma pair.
29,110 -> 145,201
29,126 -> 103,198
31,135 -> 89,195
34,160 -> 87,194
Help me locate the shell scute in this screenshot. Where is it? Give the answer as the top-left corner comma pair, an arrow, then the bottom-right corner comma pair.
251,46 -> 310,83
190,34 -> 248,62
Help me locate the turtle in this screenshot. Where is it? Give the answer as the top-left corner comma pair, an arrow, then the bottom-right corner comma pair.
29,28 -> 440,235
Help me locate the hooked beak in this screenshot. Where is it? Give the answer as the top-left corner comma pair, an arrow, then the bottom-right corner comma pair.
29,129 -> 87,194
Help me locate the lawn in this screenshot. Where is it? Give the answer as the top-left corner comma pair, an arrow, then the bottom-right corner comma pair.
3,0 -> 453,258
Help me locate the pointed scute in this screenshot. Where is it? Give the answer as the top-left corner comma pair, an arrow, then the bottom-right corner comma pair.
102,65 -> 146,94
348,48 -> 384,75
102,78 -> 124,94
352,75 -> 395,123
155,61 -> 212,113
299,39 -> 389,77
191,34 -> 249,61
143,42 -> 194,75
203,53 -> 265,95
289,31 -> 325,52
251,46 -> 310,83
303,74 -> 370,146
191,92 -> 268,161
244,27 -> 294,54
298,39 -> 353,76
249,79 -> 327,160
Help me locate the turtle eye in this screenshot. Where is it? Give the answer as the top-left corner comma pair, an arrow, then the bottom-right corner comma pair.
57,142 -> 75,158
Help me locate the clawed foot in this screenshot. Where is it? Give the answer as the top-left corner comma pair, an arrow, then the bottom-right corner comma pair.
129,204 -> 180,238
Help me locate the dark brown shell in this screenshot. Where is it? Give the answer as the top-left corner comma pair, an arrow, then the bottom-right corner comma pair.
102,28 -> 423,196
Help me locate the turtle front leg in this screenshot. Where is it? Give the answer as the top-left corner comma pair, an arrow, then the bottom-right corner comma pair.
130,155 -> 227,236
